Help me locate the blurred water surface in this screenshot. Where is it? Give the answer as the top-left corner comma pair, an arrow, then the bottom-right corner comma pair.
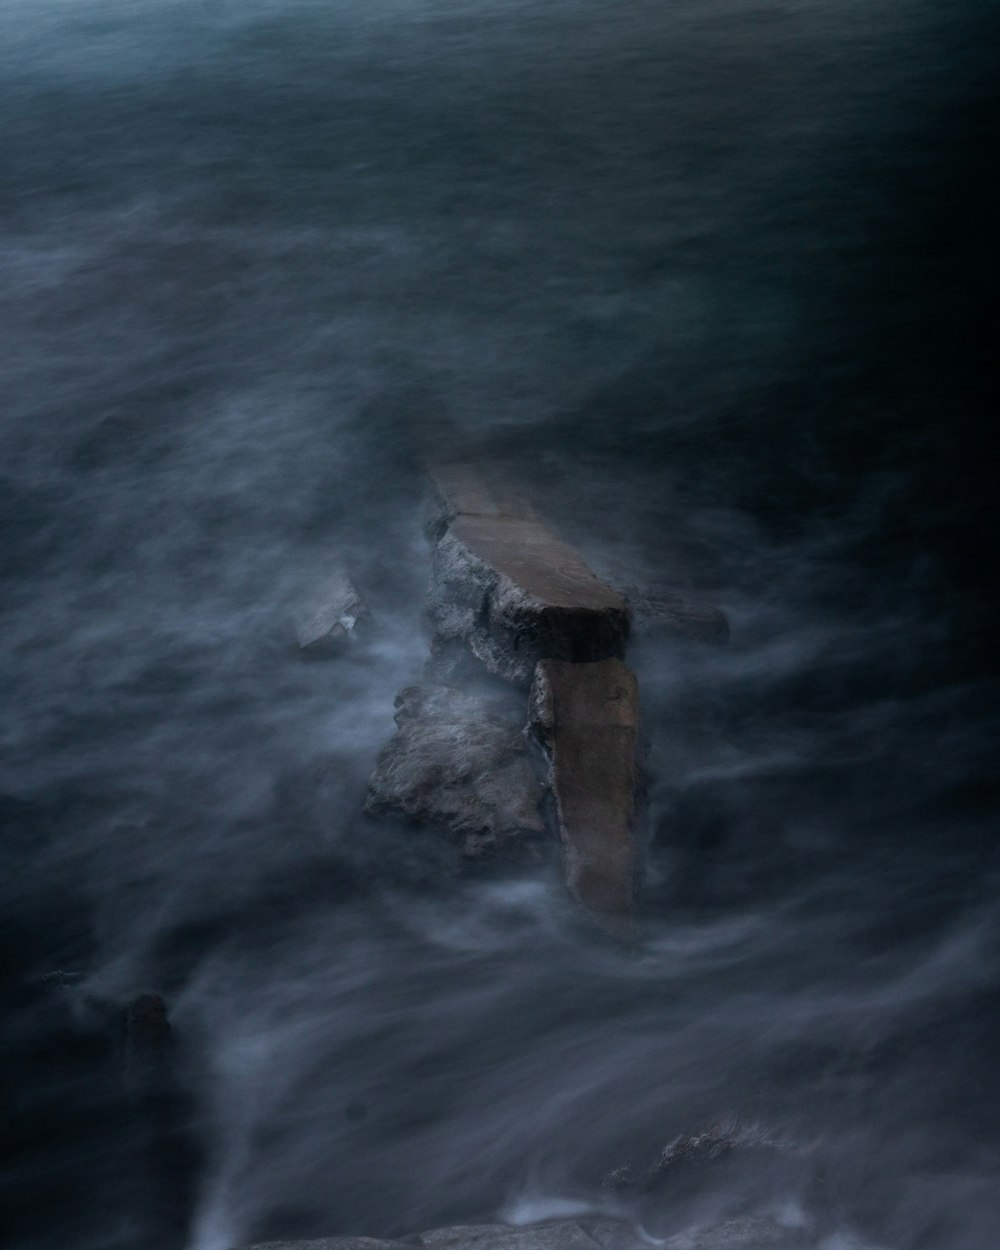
1,2 -> 997,1249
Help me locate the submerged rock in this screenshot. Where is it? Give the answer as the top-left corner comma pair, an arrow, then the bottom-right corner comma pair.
365,684 -> 547,856
529,658 -> 640,916
295,570 -> 369,655
604,1123 -> 810,1196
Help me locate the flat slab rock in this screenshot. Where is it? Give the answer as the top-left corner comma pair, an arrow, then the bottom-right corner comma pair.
427,464 -> 630,686
364,684 -> 546,856
530,658 -> 640,916
235,1215 -> 809,1250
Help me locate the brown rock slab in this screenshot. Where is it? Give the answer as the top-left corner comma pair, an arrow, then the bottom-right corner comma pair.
427,465 -> 630,686
529,658 -> 639,916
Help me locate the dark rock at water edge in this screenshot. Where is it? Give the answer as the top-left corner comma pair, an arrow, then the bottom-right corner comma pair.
604,1123 -> 810,1195
365,684 -> 547,857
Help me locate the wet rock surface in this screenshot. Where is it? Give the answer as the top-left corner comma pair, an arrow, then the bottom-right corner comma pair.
529,658 -> 640,916
235,1215 -> 809,1250
364,684 -> 547,857
295,570 -> 370,655
604,1124 -> 809,1196
426,464 -> 630,687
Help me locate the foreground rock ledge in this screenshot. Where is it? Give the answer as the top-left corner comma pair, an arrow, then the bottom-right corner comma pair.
530,658 -> 640,916
236,1214 -> 807,1250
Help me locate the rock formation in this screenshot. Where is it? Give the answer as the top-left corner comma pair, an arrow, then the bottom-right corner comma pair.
365,684 -> 546,857
366,463 -> 725,920
425,465 -> 630,687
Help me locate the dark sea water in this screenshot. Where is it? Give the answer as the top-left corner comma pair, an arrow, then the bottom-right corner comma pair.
2,2 -> 998,1248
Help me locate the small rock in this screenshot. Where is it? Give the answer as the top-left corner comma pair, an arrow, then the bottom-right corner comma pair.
295,570 -> 369,655
604,1123 -> 806,1195
38,969 -> 85,987
365,684 -> 547,856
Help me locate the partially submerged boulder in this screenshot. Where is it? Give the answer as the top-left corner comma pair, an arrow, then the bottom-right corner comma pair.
529,658 -> 639,917
365,684 -> 546,857
426,464 -> 630,687
295,570 -> 369,655
604,1123 -> 811,1198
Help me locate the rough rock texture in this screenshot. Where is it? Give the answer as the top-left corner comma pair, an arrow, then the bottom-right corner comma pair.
366,466 -> 647,915
235,1215 -> 809,1250
426,464 -> 630,686
364,684 -> 546,856
610,1124 -> 808,1194
295,570 -> 369,654
529,658 -> 639,916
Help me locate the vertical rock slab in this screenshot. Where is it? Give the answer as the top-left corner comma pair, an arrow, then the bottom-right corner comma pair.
529,658 -> 639,916
427,464 -> 630,685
